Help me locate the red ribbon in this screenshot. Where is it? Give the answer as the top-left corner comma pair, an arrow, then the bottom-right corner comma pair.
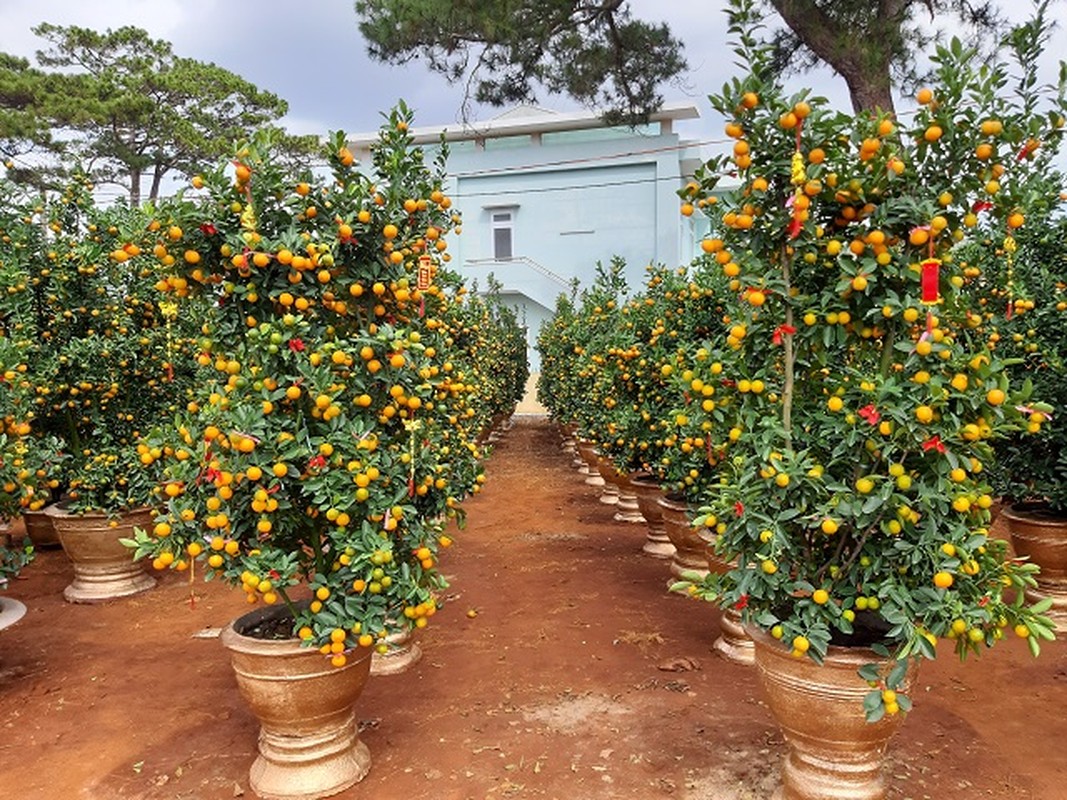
772,324 -> 796,346
920,258 -> 941,304
858,404 -> 880,425
921,436 -> 946,454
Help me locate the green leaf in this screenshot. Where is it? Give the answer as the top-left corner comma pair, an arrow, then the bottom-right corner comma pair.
916,635 -> 938,660
858,664 -> 882,682
1028,597 -> 1054,615
887,660 -> 908,689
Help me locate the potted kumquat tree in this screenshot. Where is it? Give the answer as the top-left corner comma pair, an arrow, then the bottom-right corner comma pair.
125,105 -> 525,800
0,170 -> 198,602
673,1 -> 1064,797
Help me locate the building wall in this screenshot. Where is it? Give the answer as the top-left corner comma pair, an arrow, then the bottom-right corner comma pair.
430,125 -> 696,370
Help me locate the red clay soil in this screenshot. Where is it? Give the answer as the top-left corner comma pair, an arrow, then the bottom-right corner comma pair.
1,416 -> 1065,800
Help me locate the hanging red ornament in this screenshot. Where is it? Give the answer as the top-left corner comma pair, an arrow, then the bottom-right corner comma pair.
417,254 -> 433,290
920,258 -> 941,304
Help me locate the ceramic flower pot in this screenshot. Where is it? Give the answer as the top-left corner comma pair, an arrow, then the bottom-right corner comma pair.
22,507 -> 60,549
658,493 -> 710,581
559,424 -> 583,466
221,604 -> 374,800
750,626 -> 916,800
704,538 -> 754,665
1002,502 -> 1067,630
576,441 -> 605,487
45,504 -> 156,604
370,625 -> 423,676
630,473 -> 675,558
612,471 -> 645,523
595,456 -> 621,505
0,595 -> 27,633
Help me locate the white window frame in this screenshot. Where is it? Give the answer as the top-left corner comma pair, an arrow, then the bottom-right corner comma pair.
490,208 -> 515,260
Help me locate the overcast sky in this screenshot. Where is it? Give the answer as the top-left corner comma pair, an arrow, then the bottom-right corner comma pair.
0,1 -> 1063,155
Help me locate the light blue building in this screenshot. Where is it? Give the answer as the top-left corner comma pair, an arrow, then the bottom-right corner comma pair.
350,104 -> 707,371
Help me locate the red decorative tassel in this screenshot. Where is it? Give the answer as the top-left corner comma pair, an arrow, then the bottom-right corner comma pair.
920,258 -> 941,304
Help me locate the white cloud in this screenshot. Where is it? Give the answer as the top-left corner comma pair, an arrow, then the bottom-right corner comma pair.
0,0 -> 1063,172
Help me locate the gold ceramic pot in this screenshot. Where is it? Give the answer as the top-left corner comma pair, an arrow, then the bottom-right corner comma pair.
370,625 -> 422,676
576,441 -> 605,487
750,626 -> 916,800
629,473 -> 675,558
1002,502 -> 1067,630
22,507 -> 60,549
45,504 -> 156,604
703,539 -> 753,665
221,604 -> 374,800
595,456 -> 621,505
658,493 -> 710,581
612,471 -> 645,524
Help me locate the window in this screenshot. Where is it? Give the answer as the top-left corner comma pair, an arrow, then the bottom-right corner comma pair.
491,210 -> 513,260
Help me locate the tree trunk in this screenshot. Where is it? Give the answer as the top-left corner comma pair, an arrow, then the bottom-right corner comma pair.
769,0 -> 898,115
148,162 -> 166,202
840,63 -> 895,115
129,166 -> 141,207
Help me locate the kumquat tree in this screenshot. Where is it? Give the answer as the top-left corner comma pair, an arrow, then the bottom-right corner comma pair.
537,258 -> 730,498
126,104 -> 527,663
675,0 -> 1065,719
0,171 -> 200,519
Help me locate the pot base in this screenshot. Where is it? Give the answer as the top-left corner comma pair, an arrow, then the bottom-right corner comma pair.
752,627 -> 914,800
630,477 -> 675,559
63,571 -> 156,604
642,539 -> 676,559
613,491 -> 644,523
713,607 -> 754,666
370,630 -> 423,676
251,715 -> 371,800
659,495 -> 710,582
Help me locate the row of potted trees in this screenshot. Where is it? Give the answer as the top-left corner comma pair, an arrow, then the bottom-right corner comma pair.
538,1 -> 1065,796
0,171 -> 203,598
0,106 -> 529,798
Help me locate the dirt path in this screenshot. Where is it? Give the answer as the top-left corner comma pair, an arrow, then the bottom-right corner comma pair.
1,416 -> 1064,800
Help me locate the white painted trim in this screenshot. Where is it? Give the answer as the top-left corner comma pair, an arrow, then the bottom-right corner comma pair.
348,102 -> 700,147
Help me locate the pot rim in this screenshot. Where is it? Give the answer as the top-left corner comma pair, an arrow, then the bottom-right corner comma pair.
43,503 -> 154,520
1003,501 -> 1067,525
746,623 -> 901,666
